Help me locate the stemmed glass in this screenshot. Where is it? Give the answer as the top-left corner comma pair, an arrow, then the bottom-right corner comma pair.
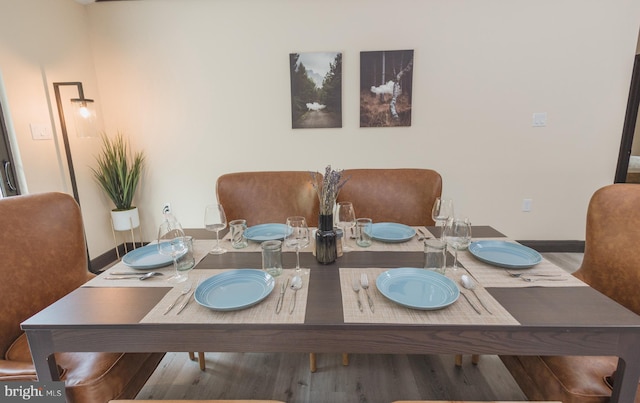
204,204 -> 227,255
431,197 -> 454,239
443,217 -> 472,271
336,201 -> 356,252
285,216 -> 310,273
157,215 -> 189,283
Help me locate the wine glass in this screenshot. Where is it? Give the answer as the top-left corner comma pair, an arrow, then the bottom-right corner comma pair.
285,216 -> 310,273
431,197 -> 454,239
157,215 -> 189,283
336,201 -> 356,252
443,217 -> 472,271
204,204 -> 227,254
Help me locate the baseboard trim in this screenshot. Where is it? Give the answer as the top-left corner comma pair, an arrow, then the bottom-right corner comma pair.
516,240 -> 585,253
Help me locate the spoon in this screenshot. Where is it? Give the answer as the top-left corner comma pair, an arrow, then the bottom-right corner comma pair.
105,272 -> 162,280
289,275 -> 302,314
460,274 -> 492,314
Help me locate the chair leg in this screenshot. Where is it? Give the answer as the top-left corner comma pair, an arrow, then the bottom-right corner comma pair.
309,353 -> 317,373
342,353 -> 349,366
188,352 -> 206,370
471,354 -> 480,365
454,354 -> 463,367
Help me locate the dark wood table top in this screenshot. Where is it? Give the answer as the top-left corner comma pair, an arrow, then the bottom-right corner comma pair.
21,226 -> 640,402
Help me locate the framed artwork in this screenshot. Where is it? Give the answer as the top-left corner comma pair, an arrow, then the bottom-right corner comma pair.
289,52 -> 342,129
360,49 -> 414,127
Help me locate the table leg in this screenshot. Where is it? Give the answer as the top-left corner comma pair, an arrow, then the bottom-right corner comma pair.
611,333 -> 640,403
25,330 -> 60,382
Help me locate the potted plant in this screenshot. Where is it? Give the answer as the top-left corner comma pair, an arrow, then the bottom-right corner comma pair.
91,132 -> 145,231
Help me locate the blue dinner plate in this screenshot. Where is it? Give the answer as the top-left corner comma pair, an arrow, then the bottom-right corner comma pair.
376,268 -> 459,310
366,222 -> 416,243
468,240 -> 542,269
244,223 -> 292,241
122,243 -> 175,270
195,269 -> 275,311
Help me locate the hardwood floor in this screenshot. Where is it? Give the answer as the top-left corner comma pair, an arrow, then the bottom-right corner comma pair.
136,253 -> 584,403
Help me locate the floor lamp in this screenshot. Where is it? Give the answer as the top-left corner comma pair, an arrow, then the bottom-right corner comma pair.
53,82 -> 97,272
53,81 -> 97,205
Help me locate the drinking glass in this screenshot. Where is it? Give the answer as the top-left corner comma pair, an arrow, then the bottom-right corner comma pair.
175,235 -> 196,282
285,216 -> 310,273
431,197 -> 454,239
443,217 -> 472,271
336,202 -> 356,252
157,215 -> 189,283
204,204 -> 227,254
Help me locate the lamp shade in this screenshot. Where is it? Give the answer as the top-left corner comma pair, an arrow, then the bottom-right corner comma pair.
70,98 -> 98,138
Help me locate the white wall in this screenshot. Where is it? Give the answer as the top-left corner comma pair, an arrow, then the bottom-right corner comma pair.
2,0 -> 640,259
0,0 -> 109,257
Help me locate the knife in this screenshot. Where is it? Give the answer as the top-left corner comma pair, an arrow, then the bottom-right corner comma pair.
275,278 -> 289,314
110,271 -> 164,276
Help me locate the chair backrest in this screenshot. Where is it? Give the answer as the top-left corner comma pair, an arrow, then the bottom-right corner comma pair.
336,168 -> 442,226
216,171 -> 321,227
0,192 -> 89,356
573,184 -> 640,315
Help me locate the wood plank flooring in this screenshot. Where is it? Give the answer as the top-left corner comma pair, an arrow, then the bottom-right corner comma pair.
135,253 -> 584,403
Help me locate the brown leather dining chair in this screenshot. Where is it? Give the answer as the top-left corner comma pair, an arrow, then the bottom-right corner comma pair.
0,192 -> 164,403
500,184 -> 640,403
190,171 -> 322,371
216,170 -> 320,227
336,168 -> 442,226
330,168 -> 480,369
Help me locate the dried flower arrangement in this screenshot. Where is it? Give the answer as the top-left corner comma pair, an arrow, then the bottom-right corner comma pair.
311,165 -> 349,215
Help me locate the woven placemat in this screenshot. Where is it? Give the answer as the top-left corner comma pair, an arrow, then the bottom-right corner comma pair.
457,242 -> 588,288
340,268 -> 519,325
85,239 -> 215,287
140,268 -> 308,324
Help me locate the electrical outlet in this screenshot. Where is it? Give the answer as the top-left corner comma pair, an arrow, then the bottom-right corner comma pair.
532,112 -> 547,127
162,203 -> 171,214
522,198 -> 532,212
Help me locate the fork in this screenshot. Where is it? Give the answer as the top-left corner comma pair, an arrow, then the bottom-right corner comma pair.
360,273 -> 374,312
163,282 -> 192,315
352,279 -> 363,312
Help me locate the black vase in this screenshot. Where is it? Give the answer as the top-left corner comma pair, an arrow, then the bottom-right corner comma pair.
316,214 -> 337,264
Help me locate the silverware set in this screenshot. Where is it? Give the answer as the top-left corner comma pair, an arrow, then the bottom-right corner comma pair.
164,282 -> 193,315
105,271 -> 163,280
416,228 -> 431,242
274,276 -> 303,315
506,270 -> 566,282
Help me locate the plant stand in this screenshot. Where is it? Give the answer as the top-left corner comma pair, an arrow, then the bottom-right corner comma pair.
110,208 -> 142,259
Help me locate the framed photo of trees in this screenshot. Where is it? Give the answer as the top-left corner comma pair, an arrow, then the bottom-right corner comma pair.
360,50 -> 414,127
289,52 -> 342,129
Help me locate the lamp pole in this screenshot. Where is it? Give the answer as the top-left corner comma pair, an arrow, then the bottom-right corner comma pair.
53,82 -> 96,272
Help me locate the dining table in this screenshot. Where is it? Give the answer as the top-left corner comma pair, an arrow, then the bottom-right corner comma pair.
21,225 -> 640,403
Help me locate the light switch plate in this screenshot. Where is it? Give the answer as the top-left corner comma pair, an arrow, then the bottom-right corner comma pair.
30,123 -> 52,140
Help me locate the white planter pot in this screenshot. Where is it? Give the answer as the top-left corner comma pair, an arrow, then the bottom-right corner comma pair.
111,207 -> 140,231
